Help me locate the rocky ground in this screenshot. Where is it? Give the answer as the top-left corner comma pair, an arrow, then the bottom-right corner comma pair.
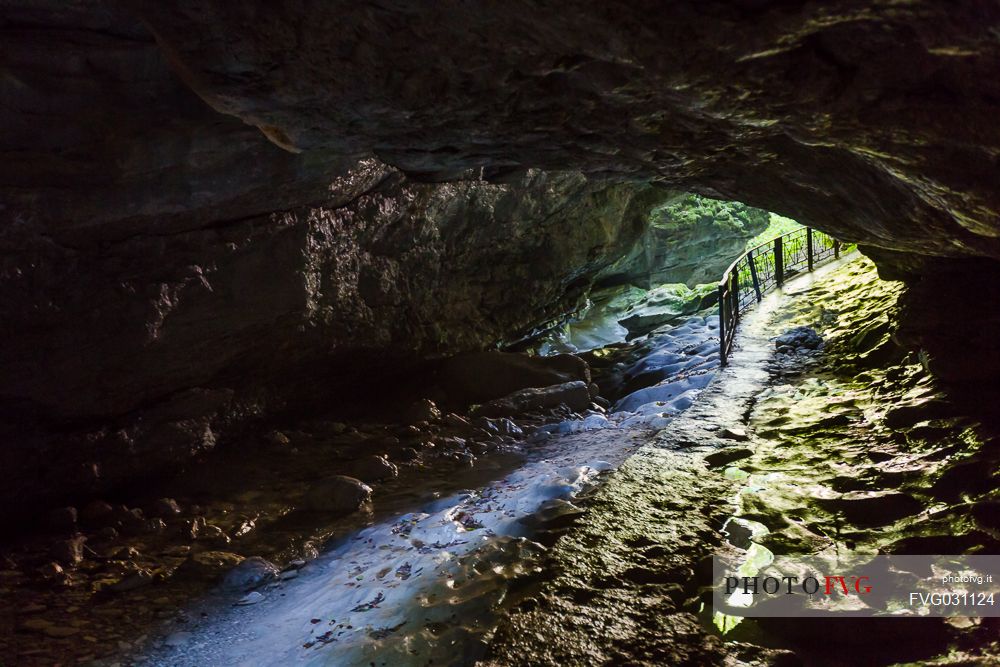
0,390 -> 589,665
485,257 -> 1000,666
0,277 -> 727,666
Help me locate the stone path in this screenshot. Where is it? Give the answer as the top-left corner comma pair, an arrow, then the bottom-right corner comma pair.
482,254 -> 821,667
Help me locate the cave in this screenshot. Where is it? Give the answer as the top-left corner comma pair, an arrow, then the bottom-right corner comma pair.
2,2 -> 1000,665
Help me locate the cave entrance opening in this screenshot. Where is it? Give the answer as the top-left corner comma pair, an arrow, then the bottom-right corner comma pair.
524,194 -> 805,358
497,194 -> 819,413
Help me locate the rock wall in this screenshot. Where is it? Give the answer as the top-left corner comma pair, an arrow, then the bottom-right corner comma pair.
3,165 -> 661,421
1,163 -> 665,511
866,248 -> 1000,386
598,195 -> 771,288
0,2 -> 679,513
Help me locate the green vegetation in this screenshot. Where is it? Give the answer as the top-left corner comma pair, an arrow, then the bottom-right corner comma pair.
745,212 -> 802,250
653,194 -> 771,236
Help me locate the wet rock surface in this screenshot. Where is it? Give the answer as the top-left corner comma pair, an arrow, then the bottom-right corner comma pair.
485,257 -> 1000,666
533,282 -> 717,355
220,557 -> 279,593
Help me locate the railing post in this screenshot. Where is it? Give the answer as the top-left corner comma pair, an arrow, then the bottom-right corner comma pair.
807,227 -> 814,272
774,236 -> 784,287
748,253 -> 762,302
717,230 -> 846,369
718,284 -> 727,366
730,272 -> 740,327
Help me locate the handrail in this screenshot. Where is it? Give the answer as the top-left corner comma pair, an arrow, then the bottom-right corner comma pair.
718,227 -> 853,365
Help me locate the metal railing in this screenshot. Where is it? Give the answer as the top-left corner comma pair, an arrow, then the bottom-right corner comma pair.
718,227 -> 851,365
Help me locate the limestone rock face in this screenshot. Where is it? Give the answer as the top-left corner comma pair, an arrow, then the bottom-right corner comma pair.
599,196 -> 770,288
3,165 -> 658,422
883,253 -> 1000,385
0,163 -> 662,516
130,1 -> 1000,264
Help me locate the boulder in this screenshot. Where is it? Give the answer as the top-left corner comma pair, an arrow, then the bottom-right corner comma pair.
401,399 -> 441,424
109,570 -> 154,593
148,498 -> 182,518
179,551 -> 246,580
37,562 -> 64,579
303,476 -> 373,514
196,524 -> 231,547
392,447 -> 421,463
473,381 -> 591,418
492,418 -> 524,437
109,506 -> 148,536
264,431 -> 291,447
221,557 -> 279,591
775,327 -> 823,351
442,413 -> 472,429
543,414 -> 612,434
349,455 -> 399,482
614,373 -> 715,414
51,535 -> 86,566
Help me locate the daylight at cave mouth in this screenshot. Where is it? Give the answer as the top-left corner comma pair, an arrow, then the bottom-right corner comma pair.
2,2 -> 1000,666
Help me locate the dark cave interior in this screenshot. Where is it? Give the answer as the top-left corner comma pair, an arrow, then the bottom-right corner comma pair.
2,2 -> 1000,665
